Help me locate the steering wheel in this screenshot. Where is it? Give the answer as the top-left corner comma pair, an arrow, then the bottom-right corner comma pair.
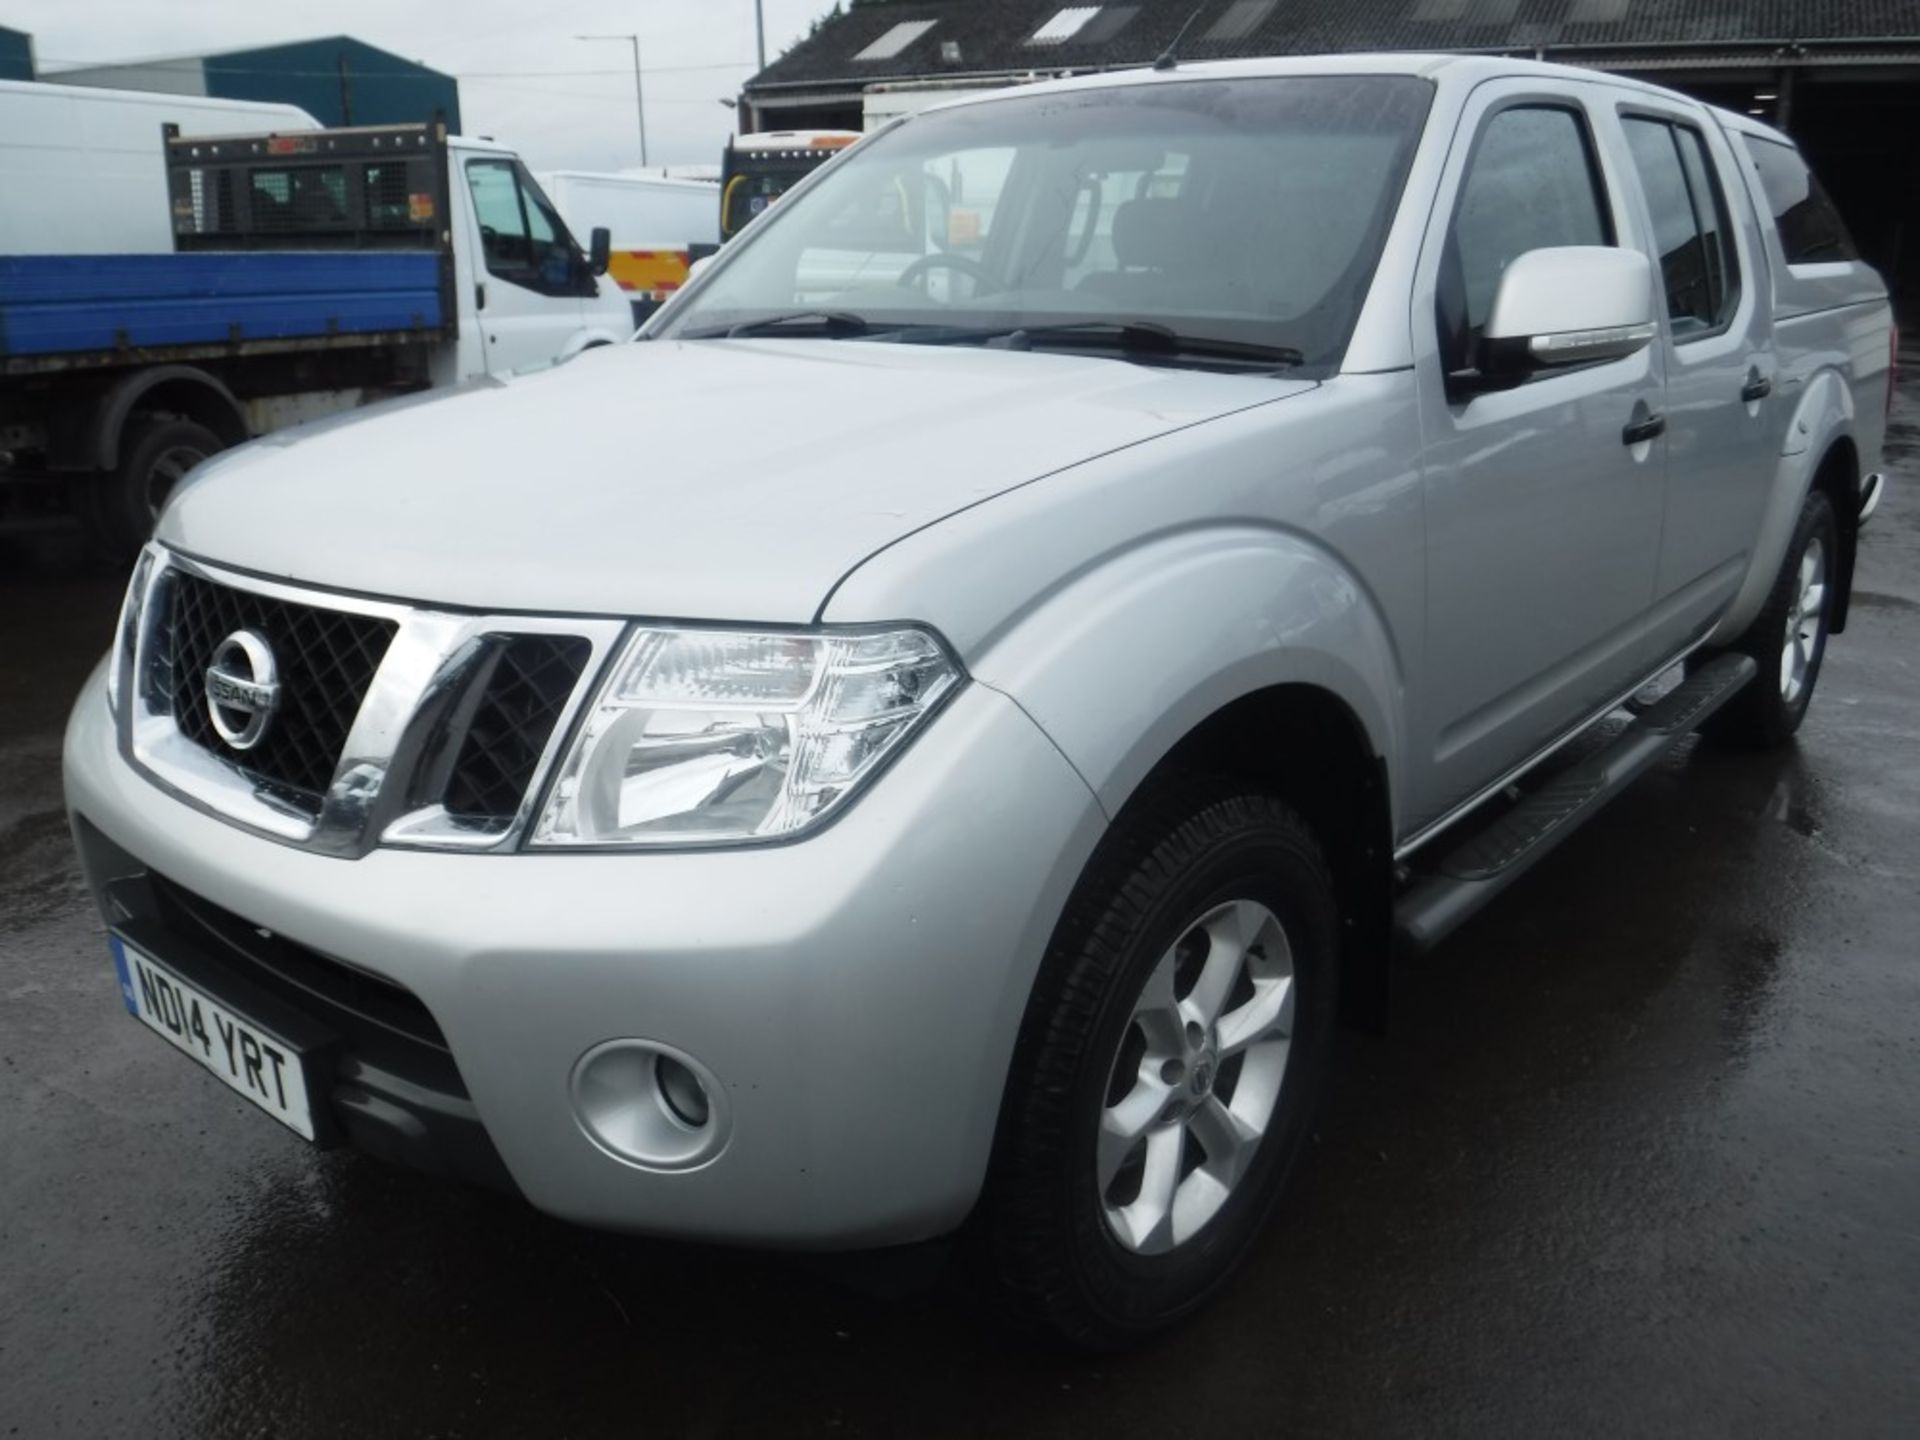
897,251 -> 1000,299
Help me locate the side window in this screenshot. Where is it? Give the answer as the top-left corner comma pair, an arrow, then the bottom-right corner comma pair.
465,159 -> 582,296
1622,117 -> 1739,335
1673,127 -> 1739,321
1743,136 -> 1858,264
520,174 -> 564,252
1441,105 -> 1611,368
468,160 -> 531,273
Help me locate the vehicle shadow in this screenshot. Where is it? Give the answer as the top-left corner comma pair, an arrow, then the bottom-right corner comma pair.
165,738 -> 1818,1439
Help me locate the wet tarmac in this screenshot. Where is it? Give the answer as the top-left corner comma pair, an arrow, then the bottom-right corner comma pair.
4,387 -> 1919,1438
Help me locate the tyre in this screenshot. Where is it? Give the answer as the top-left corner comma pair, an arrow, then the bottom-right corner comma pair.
981,778 -> 1339,1349
1699,490 -> 1839,750
84,416 -> 223,564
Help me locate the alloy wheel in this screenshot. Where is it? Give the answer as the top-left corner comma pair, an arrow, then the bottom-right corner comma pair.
1780,534 -> 1828,705
1097,898 -> 1296,1255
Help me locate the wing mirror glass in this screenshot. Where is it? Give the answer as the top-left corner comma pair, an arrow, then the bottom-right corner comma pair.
588,226 -> 612,277
1480,246 -> 1656,380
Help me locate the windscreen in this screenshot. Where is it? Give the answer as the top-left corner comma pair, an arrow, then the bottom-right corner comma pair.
667,76 -> 1434,372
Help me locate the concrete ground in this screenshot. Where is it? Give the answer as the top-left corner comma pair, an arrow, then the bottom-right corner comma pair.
3,386 -> 1918,1439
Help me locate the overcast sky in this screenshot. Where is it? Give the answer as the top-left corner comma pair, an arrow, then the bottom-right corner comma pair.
6,0 -> 838,172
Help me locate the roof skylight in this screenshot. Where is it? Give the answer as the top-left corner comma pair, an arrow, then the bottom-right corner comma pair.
1029,7 -> 1102,46
854,20 -> 938,62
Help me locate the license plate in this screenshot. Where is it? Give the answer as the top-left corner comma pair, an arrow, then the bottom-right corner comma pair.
109,936 -> 317,1141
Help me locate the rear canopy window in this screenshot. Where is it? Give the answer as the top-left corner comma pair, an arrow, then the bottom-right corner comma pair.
1742,136 -> 1857,265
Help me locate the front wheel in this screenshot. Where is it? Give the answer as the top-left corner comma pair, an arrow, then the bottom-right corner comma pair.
84,416 -> 223,564
1699,490 -> 1839,750
980,779 -> 1339,1349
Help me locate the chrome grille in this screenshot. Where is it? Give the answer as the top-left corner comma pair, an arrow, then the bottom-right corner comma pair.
123,551 -> 622,855
165,570 -> 397,816
441,635 -> 593,822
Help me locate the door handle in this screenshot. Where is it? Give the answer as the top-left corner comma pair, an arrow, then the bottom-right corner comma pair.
1622,412 -> 1666,446
1741,374 -> 1772,402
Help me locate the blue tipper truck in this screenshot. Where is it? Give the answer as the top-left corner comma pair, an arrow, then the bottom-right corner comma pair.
1,115 -> 625,557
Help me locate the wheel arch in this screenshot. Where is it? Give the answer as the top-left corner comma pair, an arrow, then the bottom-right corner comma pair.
1711,372 -> 1862,645
967,526 -> 1406,1031
558,328 -> 627,361
1134,683 -> 1395,1033
48,365 -> 249,472
1807,434 -> 1861,634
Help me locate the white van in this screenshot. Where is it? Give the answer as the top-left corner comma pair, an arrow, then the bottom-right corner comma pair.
540,170 -> 720,318
0,78 -> 320,254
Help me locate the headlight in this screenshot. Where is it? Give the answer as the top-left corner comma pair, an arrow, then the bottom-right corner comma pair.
531,624 -> 962,847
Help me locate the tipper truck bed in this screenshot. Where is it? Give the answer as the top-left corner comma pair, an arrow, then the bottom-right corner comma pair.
0,251 -> 446,368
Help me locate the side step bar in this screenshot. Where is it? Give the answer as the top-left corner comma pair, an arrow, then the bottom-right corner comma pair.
1393,652 -> 1757,955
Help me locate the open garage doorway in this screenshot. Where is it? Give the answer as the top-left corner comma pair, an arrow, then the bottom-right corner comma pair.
1638,62 -> 1920,324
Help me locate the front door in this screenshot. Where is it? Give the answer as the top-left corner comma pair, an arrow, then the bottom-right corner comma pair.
463,157 -> 588,376
1409,87 -> 1669,831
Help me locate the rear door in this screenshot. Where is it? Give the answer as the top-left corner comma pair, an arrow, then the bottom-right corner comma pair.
1610,100 -> 1775,655
1409,83 -> 1669,828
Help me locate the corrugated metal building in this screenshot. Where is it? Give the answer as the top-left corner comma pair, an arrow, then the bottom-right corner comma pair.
49,35 -> 461,131
743,0 -> 1920,310
0,24 -> 34,81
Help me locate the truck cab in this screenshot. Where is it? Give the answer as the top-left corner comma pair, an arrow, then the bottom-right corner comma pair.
162,124 -> 632,384
450,139 -> 634,378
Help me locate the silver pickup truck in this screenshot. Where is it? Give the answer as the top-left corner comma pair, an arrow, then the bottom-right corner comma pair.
64,54 -> 1892,1347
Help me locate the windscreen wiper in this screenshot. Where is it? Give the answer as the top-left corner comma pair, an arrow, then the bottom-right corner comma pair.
906,320 -> 1304,370
681,310 -> 876,339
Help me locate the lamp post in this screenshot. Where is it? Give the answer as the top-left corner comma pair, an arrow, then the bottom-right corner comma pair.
577,33 -> 648,168
755,1 -> 766,71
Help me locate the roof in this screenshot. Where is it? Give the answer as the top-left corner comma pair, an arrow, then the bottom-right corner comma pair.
748,0 -> 1920,90
873,51 -> 1676,114
43,34 -> 451,79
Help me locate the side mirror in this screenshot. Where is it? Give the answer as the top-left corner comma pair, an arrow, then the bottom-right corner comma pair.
588,226 -> 612,277
686,253 -> 715,285
1475,246 -> 1655,384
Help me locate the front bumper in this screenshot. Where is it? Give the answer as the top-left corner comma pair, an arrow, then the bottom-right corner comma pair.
65,665 -> 1104,1248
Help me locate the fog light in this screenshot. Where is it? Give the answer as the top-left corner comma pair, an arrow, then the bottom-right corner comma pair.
655,1054 -> 711,1129
570,1039 -> 730,1171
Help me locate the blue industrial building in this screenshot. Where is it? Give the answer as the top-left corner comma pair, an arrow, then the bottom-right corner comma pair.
48,35 -> 460,131
0,24 -> 33,81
